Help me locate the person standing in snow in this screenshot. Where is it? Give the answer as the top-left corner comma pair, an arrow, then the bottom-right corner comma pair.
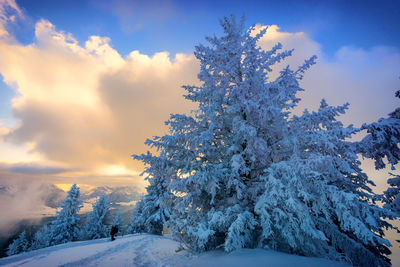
110,225 -> 118,241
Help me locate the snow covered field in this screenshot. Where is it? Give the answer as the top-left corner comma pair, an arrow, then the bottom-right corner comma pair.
0,234 -> 350,267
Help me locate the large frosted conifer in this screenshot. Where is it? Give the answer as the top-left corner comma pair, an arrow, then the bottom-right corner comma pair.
134,15 -> 398,266
50,184 -> 83,245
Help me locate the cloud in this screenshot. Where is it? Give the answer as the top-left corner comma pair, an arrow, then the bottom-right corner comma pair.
255,24 -> 400,126
0,18 -> 198,174
0,162 -> 72,174
0,171 -> 65,234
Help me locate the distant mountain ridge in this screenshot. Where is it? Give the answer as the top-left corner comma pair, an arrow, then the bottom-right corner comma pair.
0,184 -> 141,210
81,185 -> 141,204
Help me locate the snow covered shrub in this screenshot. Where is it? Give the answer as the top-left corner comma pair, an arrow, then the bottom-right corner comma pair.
133,15 -> 399,266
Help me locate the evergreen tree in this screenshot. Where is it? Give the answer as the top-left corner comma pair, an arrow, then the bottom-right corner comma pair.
364,90 -> 400,215
7,231 -> 29,256
30,225 -> 51,251
49,184 -> 83,245
133,15 -> 398,266
128,155 -> 172,235
384,173 -> 400,215
357,90 -> 400,170
127,196 -> 146,234
85,194 -> 110,240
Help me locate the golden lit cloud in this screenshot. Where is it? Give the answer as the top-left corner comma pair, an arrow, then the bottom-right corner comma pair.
0,17 -> 198,176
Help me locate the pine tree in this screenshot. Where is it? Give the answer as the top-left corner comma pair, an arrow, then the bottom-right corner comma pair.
357,90 -> 400,170
7,231 -> 29,256
112,209 -> 124,236
133,15 -> 397,266
384,173 -> 400,215
127,197 -> 146,234
252,99 -> 393,265
49,184 -> 83,245
85,194 -> 110,240
128,155 -> 172,235
366,90 -> 400,215
30,225 -> 51,251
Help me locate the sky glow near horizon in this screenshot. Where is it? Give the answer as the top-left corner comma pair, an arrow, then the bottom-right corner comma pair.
0,0 -> 399,241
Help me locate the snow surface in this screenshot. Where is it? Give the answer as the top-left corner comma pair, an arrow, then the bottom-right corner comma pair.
0,234 -> 350,267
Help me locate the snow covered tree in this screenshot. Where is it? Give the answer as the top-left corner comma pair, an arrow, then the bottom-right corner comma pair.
85,194 -> 110,240
129,155 -> 172,235
357,90 -> 400,216
127,196 -> 146,234
384,173 -> 400,214
357,90 -> 400,170
253,99 -> 394,265
112,209 -> 124,236
133,15 -> 397,266
7,231 -> 29,256
30,225 -> 51,251
49,184 -> 83,245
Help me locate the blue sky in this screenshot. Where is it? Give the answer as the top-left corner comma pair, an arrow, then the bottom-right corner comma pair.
10,0 -> 400,57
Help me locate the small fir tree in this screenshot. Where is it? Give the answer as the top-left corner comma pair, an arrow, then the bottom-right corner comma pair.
85,194 -> 110,240
49,184 -> 83,245
357,90 -> 400,170
127,155 -> 172,235
30,225 -> 51,251
7,231 -> 29,256
127,197 -> 146,234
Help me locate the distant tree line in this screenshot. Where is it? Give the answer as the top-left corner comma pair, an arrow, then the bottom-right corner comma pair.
6,184 -> 129,256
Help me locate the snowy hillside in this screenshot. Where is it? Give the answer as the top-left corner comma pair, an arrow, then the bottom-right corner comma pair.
0,234 -> 350,267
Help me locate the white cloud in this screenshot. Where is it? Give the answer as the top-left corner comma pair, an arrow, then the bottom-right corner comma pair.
256,25 -> 400,127
0,0 -> 22,37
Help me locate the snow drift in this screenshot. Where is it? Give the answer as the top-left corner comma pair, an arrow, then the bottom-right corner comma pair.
0,234 -> 350,267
